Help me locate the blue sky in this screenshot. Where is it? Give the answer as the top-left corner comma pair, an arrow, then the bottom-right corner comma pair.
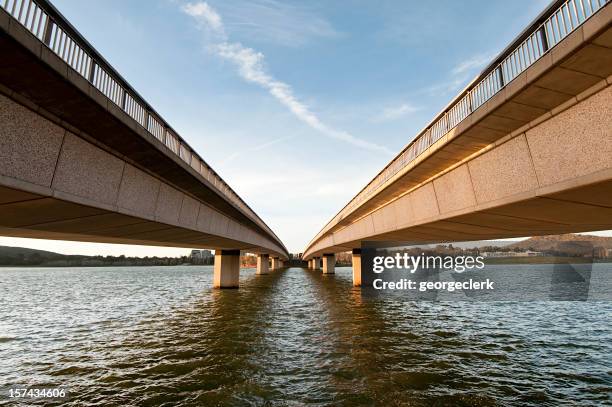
3,0 -> 585,256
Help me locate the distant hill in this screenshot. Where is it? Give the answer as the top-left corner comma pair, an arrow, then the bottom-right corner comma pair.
0,245 -> 192,267
0,245 -> 72,259
508,233 -> 612,254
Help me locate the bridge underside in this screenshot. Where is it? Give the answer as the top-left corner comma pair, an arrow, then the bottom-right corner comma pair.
305,8 -> 612,259
0,12 -> 286,257
306,80 -> 612,258
0,185 -> 271,252
0,93 -> 284,255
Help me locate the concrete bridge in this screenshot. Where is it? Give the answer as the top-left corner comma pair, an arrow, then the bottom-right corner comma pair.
0,0 -> 289,287
304,0 -> 612,285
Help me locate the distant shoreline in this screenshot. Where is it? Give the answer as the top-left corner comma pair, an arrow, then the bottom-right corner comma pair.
484,256 -> 612,264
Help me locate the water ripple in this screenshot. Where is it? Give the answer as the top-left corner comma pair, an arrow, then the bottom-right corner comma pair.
0,266 -> 610,406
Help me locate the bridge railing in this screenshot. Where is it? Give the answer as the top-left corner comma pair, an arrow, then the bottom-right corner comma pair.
312,0 -> 609,243
1,0 -> 283,246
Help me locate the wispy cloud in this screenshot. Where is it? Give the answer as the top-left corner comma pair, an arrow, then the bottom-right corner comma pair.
222,134 -> 295,164
182,2 -> 394,155
374,103 -> 419,122
451,53 -> 492,76
218,0 -> 341,47
183,2 -> 224,34
425,53 -> 493,97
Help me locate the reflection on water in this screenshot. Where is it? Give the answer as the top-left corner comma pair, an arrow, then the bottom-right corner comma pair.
0,266 -> 611,406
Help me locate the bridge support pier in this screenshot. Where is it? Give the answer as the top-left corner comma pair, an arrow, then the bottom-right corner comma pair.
352,249 -> 361,287
256,254 -> 269,275
322,253 -> 335,275
271,257 -> 280,271
313,257 -> 320,271
308,259 -> 313,269
214,250 -> 240,289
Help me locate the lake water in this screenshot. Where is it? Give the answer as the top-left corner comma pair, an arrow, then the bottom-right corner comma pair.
0,266 -> 610,406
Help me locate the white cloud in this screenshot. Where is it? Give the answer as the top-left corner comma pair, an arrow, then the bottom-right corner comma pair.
424,53 -> 494,97
375,103 -> 419,122
451,53 -> 492,76
211,0 -> 340,47
183,2 -> 224,35
183,2 -> 394,155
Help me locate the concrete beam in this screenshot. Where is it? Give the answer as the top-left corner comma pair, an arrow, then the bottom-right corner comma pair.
0,93 -> 288,258
213,249 -> 240,289
304,81 -> 612,258
304,15 -> 612,254
0,14 -> 288,259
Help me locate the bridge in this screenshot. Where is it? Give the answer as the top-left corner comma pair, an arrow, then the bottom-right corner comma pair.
0,0 -> 289,287
303,0 -> 612,285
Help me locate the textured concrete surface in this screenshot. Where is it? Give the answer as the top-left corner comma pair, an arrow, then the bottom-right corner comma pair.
196,203 -> 214,232
154,184 -> 183,225
117,164 -> 160,218
178,195 -> 200,229
0,17 -> 288,259
52,133 -> 125,206
0,96 -> 287,258
410,183 -> 440,222
433,165 -> 477,214
468,135 -> 538,204
305,81 -> 612,259
372,201 -> 398,234
526,84 -> 612,186
305,12 -> 612,256
0,93 -> 64,187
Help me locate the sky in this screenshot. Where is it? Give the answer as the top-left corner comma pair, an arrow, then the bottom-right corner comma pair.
5,0 -> 607,256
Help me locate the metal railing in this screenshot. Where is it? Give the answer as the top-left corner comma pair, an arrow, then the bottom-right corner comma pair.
312,0 -> 609,243
1,0 -> 284,247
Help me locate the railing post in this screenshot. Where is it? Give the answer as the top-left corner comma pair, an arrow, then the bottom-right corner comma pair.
42,17 -> 54,46
143,110 -> 149,130
539,26 -> 549,53
121,88 -> 127,110
88,61 -> 96,83
497,66 -> 505,87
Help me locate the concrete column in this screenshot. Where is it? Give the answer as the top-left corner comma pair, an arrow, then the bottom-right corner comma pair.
322,253 -> 335,275
256,254 -> 269,275
352,248 -> 361,287
313,257 -> 320,271
213,249 -> 240,288
308,259 -> 313,269
271,257 -> 280,270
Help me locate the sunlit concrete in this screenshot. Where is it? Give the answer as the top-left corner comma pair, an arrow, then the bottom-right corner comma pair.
271,257 -> 280,271
256,254 -> 269,275
352,249 -> 362,287
322,254 -> 335,275
214,250 -> 240,289
304,6 -> 612,260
